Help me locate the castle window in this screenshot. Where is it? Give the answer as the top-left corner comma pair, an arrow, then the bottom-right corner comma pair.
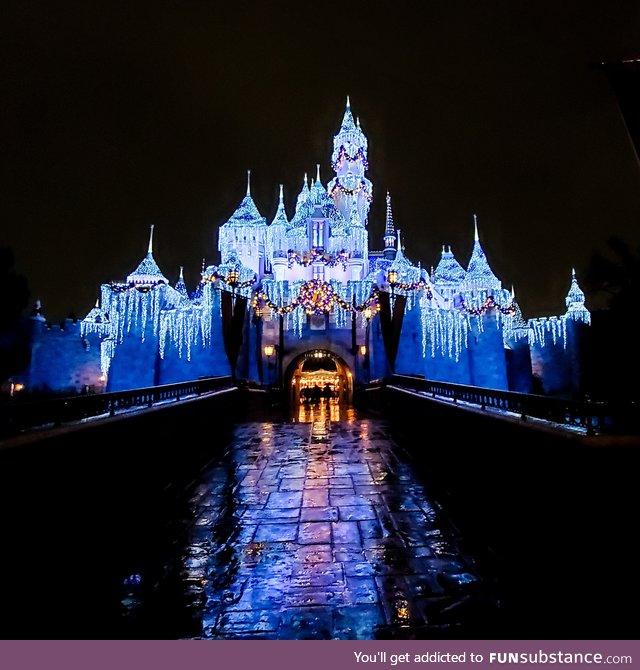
312,220 -> 324,248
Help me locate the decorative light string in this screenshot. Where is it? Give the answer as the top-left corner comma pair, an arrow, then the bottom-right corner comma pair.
329,179 -> 373,200
459,295 -> 515,316
202,269 -> 257,290
331,145 -> 368,171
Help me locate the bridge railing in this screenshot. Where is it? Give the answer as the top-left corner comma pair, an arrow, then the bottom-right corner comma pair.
0,376 -> 233,438
389,375 -> 634,435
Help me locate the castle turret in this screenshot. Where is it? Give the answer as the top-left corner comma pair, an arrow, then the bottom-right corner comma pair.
268,184 -> 289,280
383,192 -> 397,260
127,225 -> 168,287
328,97 -> 373,225
564,268 -> 591,324
217,170 -> 268,276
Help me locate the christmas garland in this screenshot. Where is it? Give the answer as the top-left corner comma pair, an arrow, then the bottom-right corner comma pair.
460,295 -> 515,316
252,280 -> 380,316
202,269 -> 257,290
329,179 -> 373,200
331,145 -> 368,171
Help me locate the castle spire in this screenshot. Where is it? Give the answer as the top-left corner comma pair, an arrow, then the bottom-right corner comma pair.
339,95 -> 357,134
127,227 -> 168,286
383,191 -> 397,259
271,184 -> 289,226
316,163 -> 321,183
175,265 -> 189,299
385,192 -> 395,237
220,171 -> 266,229
465,215 -> 501,290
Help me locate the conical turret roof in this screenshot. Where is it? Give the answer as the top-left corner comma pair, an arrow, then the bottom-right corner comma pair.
309,164 -> 328,206
332,97 -> 368,164
271,184 -> 289,227
465,216 -> 501,289
174,266 -> 189,299
434,246 -> 466,284
127,225 -> 168,285
223,171 -> 267,227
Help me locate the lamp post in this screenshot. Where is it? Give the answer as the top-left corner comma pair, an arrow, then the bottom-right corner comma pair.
227,268 -> 239,304
387,269 -> 398,311
264,344 -> 274,387
363,306 -> 372,382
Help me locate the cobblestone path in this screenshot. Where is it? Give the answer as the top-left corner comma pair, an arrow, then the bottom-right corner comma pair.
127,403 -> 497,638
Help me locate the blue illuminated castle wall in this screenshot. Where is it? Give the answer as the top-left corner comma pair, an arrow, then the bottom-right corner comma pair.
21,100 -> 591,397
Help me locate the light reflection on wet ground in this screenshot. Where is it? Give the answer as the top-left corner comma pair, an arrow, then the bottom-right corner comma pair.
122,402 -> 498,639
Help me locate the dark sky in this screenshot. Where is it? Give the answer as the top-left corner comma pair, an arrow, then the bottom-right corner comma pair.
2,0 -> 640,320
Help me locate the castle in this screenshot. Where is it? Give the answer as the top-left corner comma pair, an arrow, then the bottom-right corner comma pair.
21,99 -> 591,400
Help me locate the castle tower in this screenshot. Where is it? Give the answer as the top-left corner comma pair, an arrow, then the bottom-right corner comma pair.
383,192 -> 397,260
564,268 -> 591,324
328,97 -> 373,225
268,184 -> 289,281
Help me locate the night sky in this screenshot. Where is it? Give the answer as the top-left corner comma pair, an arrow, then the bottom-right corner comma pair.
2,1 -> 640,320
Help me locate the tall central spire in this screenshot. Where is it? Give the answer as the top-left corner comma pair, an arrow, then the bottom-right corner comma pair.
148,224 -> 155,254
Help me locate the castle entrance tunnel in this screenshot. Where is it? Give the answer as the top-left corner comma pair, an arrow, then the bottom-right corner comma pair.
285,350 -> 353,407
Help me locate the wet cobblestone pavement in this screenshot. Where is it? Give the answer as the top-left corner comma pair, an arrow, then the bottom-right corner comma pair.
124,403 -> 498,639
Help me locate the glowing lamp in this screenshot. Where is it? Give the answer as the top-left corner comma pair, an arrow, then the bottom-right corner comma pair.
264,345 -> 274,357
359,345 -> 367,356
363,307 -> 372,320
387,269 -> 398,286
227,269 -> 239,286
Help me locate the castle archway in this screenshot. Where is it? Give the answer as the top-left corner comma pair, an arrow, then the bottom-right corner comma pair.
285,350 -> 353,408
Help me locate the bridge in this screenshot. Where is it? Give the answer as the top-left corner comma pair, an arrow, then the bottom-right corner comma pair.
0,376 -> 637,639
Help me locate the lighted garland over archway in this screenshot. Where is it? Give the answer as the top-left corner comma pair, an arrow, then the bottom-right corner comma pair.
253,279 -> 380,316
